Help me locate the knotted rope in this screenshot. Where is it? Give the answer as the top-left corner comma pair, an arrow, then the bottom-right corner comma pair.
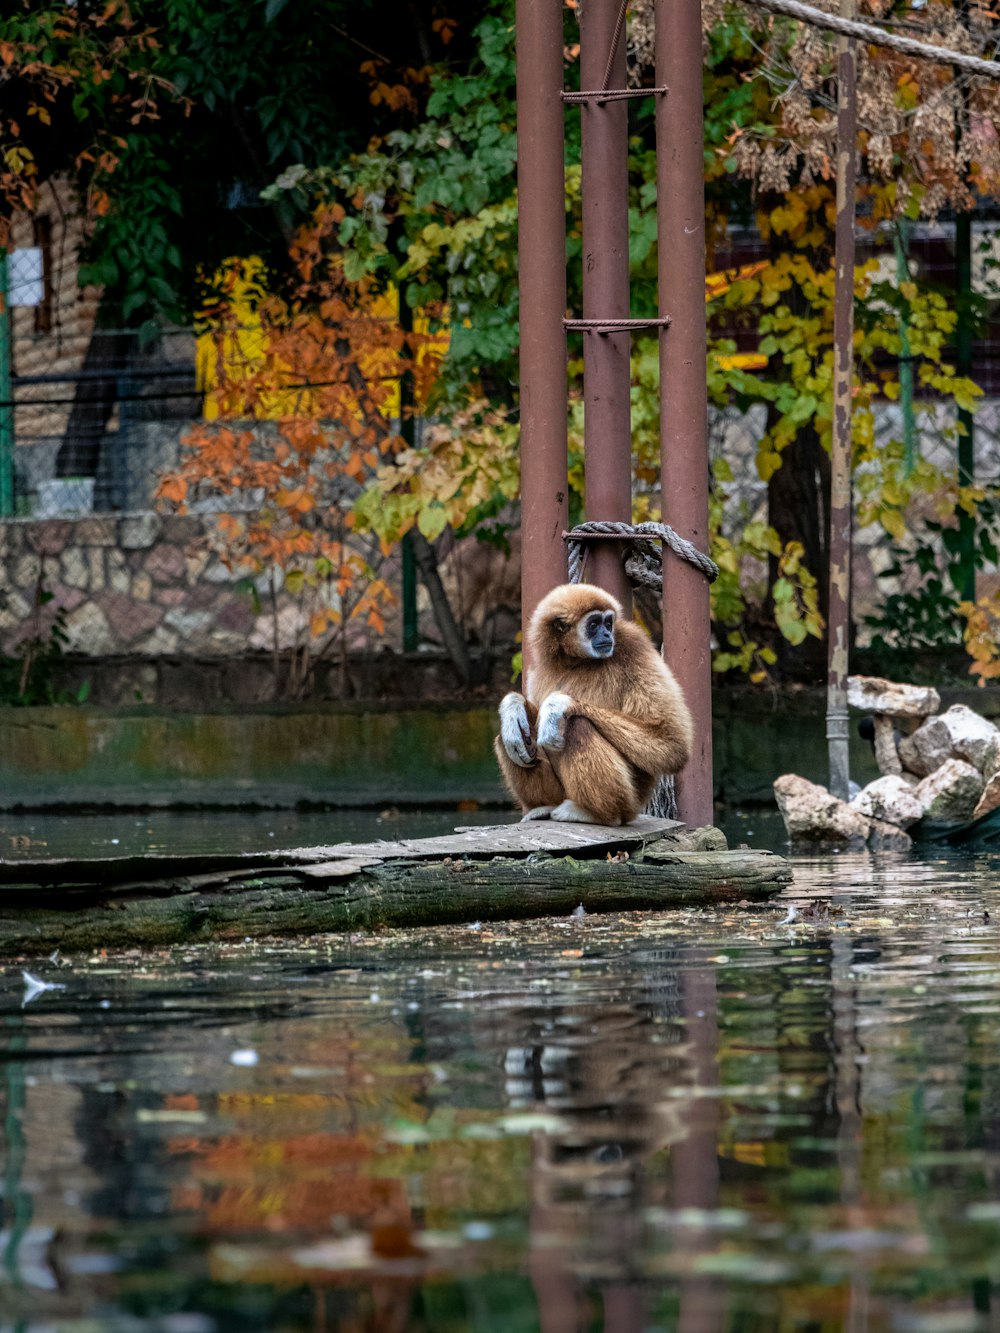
565,520 -> 719,590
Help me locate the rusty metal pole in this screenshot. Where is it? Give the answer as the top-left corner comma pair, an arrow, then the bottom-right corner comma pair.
656,0 -> 713,828
516,0 -> 569,678
580,0 -> 633,611
827,0 -> 857,802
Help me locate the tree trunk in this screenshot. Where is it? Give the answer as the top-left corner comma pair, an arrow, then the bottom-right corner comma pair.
767,414 -> 831,676
55,295 -> 133,478
0,846 -> 789,955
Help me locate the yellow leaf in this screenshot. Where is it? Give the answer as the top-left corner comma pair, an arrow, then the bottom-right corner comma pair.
757,450 -> 782,482
881,507 -> 906,540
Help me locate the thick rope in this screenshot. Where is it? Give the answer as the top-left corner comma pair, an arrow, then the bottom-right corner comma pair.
565,520 -> 720,588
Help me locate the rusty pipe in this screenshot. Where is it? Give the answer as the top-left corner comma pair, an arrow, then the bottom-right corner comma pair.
656,0 -> 714,828
516,0 -> 569,683
579,0 -> 633,611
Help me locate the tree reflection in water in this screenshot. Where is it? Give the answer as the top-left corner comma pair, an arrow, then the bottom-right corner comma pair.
5,849 -> 1000,1329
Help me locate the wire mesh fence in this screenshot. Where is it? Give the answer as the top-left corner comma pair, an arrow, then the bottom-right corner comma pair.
10,326 -> 201,517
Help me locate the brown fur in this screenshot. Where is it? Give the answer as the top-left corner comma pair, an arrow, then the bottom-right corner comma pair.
494,584 -> 693,824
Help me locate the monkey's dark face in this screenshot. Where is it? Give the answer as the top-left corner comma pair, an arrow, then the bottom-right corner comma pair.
548,605 -> 616,660
581,608 -> 615,659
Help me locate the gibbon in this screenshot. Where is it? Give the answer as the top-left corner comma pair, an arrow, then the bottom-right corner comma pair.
494,583 -> 693,825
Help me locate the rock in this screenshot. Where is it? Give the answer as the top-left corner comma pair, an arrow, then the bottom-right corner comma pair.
98,590 -> 162,645
850,775 -> 925,828
973,773 -> 1000,821
120,514 -> 162,549
62,601 -> 114,654
913,758 -> 984,824
866,818 -> 913,851
27,520 -> 71,557
60,548 -> 90,591
144,544 -> 187,584
72,518 -> 116,547
980,734 -> 1000,781
899,705 -> 999,777
774,774 -> 872,846
847,675 -> 940,718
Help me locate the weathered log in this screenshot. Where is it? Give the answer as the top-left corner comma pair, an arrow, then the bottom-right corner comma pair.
0,816 -> 687,888
0,846 -> 790,956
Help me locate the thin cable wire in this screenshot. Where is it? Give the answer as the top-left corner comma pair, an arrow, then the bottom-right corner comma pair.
602,0 -> 630,90
745,0 -> 1000,77
561,85 -> 667,102
563,316 -> 671,332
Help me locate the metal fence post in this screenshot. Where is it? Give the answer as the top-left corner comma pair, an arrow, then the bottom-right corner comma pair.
827,0 -> 857,802
656,0 -> 714,828
516,0 -> 569,681
580,0 -> 633,612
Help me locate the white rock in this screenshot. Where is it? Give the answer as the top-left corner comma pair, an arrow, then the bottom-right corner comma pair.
899,704 -> 999,777
774,774 -> 872,846
850,775 -> 925,829
847,675 -> 940,718
981,734 -> 1000,781
973,772 -> 1000,821
913,758 -> 985,824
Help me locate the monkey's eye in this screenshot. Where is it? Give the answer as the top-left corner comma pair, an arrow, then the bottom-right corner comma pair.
552,618 -> 569,634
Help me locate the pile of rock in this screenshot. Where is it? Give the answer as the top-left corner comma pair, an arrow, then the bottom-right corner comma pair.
773,675 -> 1000,848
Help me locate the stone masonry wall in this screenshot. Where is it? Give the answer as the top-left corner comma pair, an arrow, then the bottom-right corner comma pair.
0,512 -> 401,659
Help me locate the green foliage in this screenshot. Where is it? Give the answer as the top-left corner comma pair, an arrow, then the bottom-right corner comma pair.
0,587 -> 90,706
266,9 -> 522,401
3,0 -> 460,328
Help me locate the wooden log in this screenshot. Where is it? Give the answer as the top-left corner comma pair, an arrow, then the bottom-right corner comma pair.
0,847 -> 790,957
0,816 -> 687,888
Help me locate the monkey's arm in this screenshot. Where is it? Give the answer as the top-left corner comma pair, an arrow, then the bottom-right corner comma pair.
570,703 -> 691,776
494,696 -> 566,814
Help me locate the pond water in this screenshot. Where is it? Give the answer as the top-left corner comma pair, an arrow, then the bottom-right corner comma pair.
3,813 -> 1000,1331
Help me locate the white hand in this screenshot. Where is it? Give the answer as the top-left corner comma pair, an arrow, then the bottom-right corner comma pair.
536,692 -> 573,751
499,693 -> 535,767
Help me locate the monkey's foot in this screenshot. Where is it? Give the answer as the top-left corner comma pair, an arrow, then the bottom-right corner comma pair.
550,799 -> 603,824
536,693 -> 573,751
521,805 -> 556,821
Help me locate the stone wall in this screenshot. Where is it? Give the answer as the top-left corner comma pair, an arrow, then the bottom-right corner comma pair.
0,511 -> 400,660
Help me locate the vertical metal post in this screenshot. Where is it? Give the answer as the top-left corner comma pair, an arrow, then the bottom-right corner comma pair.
827,1 -> 857,802
0,251 -> 13,518
955,208 -> 976,601
580,0 -> 632,611
894,222 -> 917,477
398,291 -> 419,652
516,0 -> 568,677
656,0 -> 713,828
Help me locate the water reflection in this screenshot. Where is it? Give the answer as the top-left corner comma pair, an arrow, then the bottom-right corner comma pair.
6,848 -> 1000,1328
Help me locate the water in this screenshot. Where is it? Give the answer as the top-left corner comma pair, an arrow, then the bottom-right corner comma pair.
3,816 -> 1000,1330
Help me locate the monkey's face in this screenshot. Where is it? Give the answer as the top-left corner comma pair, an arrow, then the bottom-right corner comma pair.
580,608 -> 615,659
533,585 -> 622,665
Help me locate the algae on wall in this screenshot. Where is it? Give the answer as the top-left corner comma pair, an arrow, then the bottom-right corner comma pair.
0,685 -> 931,810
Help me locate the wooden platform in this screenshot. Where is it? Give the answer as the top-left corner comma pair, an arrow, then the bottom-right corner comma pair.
0,817 -> 791,955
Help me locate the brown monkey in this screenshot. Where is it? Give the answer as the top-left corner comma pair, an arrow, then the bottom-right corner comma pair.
494,583 -> 693,825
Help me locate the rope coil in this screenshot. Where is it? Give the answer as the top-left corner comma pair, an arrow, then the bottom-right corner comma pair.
565,520 -> 720,589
